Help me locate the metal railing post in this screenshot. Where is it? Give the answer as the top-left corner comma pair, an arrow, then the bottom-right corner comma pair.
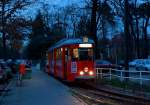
96,68 -> 99,79
120,70 -> 123,82
109,68 -> 111,80
100,69 -> 102,79
140,71 -> 142,86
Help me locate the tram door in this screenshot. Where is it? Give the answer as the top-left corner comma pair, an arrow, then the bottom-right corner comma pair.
64,48 -> 68,80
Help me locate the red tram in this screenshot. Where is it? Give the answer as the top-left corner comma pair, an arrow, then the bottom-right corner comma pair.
47,37 -> 95,82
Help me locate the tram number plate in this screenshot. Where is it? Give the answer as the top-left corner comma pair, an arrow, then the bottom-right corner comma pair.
71,62 -> 77,73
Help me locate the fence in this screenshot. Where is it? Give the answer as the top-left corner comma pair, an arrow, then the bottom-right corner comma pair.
96,68 -> 150,86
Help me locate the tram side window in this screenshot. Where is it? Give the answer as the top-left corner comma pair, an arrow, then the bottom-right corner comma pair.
56,48 -> 62,60
72,48 -> 79,61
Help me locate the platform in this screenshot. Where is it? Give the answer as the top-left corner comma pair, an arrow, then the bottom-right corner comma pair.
0,67 -> 87,105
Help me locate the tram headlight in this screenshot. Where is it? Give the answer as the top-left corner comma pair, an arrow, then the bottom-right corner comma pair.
79,71 -> 84,75
89,71 -> 94,76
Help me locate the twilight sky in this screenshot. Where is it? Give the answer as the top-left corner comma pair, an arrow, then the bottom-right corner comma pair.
20,0 -> 144,20
19,0 -> 82,19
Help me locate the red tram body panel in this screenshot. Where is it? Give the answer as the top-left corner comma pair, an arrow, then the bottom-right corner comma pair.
47,38 -> 95,82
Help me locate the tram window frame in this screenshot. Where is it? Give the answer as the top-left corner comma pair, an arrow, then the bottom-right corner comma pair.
65,48 -> 69,61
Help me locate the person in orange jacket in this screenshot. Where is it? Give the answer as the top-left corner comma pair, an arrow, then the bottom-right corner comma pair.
17,63 -> 26,86
19,63 -> 26,75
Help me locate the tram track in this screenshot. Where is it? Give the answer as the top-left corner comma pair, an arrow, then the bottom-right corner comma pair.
69,81 -> 150,105
71,87 -> 114,105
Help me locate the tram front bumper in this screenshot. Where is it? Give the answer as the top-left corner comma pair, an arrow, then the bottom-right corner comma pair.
75,75 -> 95,79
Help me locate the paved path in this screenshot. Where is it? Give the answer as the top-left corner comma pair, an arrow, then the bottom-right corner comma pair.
1,67 -> 87,105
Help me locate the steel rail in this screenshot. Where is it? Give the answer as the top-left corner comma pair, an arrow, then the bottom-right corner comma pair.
71,87 -> 149,105
70,82 -> 150,105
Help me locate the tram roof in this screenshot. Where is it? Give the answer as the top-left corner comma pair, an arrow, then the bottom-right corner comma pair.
48,38 -> 94,51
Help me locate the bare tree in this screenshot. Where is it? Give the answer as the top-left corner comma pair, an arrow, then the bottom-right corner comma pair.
0,0 -> 34,59
139,1 -> 150,58
83,0 -> 115,58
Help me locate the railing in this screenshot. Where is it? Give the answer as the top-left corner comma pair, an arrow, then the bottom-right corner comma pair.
96,68 -> 150,86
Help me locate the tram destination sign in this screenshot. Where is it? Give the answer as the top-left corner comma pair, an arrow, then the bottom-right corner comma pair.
83,36 -> 88,43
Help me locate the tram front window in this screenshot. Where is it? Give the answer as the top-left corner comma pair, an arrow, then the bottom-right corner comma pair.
79,48 -> 93,61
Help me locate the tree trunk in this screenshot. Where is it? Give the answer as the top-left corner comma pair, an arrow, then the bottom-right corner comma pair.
124,0 -> 130,78
90,0 -> 99,59
128,16 -> 135,60
135,17 -> 140,58
143,18 -> 149,58
2,1 -> 7,59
